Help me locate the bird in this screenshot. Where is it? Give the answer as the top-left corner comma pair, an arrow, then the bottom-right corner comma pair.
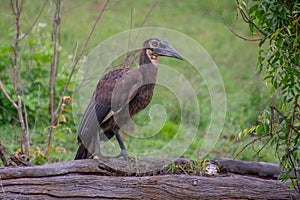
75,38 -> 183,160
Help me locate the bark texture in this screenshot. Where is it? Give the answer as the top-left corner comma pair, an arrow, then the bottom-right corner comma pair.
0,158 -> 298,199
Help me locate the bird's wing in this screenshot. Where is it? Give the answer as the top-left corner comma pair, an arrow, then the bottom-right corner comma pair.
77,67 -> 143,154
77,100 -> 111,156
110,68 -> 143,113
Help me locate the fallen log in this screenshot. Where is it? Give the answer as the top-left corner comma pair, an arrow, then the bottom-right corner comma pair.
0,158 -> 299,199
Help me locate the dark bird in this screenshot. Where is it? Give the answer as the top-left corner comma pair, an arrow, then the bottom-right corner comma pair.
75,38 -> 183,160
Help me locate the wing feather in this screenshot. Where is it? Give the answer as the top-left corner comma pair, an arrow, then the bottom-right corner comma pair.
78,100 -> 111,156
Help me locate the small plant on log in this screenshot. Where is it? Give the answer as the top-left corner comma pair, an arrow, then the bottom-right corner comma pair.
164,159 -> 215,176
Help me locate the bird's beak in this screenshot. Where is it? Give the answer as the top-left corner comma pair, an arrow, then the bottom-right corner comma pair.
153,40 -> 184,61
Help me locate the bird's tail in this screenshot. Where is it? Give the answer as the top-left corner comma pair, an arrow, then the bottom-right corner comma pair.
74,137 -> 91,160
74,144 -> 89,160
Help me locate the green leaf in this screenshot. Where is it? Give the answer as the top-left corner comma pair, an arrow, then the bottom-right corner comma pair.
54,131 -> 66,142
256,125 -> 264,137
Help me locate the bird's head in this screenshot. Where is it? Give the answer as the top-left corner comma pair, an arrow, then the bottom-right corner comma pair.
142,38 -> 183,66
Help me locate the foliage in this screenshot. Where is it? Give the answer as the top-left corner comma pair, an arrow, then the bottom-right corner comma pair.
0,21 -> 74,161
237,0 -> 300,192
1,24 -> 52,124
0,43 -> 16,123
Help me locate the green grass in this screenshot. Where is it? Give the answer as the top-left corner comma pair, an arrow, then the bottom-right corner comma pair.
0,0 -> 278,165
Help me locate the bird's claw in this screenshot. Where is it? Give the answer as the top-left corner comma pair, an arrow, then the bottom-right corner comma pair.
116,150 -> 135,161
93,154 -> 110,162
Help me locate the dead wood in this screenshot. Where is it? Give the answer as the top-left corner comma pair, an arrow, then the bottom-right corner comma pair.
0,158 -> 298,199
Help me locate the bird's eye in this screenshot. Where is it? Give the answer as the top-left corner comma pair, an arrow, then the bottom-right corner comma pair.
150,40 -> 160,48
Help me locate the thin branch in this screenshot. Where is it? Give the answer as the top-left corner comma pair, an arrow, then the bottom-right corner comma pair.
123,8 -> 134,67
32,85 -> 41,135
273,105 -> 299,134
269,105 -> 274,137
49,0 -> 61,116
284,103 -> 298,186
52,41 -> 78,81
45,0 -> 62,157
253,137 -> 272,159
0,105 -> 19,122
120,2 -> 157,68
19,0 -> 49,42
11,0 -> 21,103
10,0 -> 16,15
44,0 -> 110,156
10,0 -> 29,155
288,155 -> 300,192
286,104 -> 296,148
0,81 -> 18,108
17,0 -> 24,14
136,1 -> 157,38
53,0 -> 110,117
22,89 -> 30,142
234,135 -> 268,159
236,3 -> 267,36
222,16 -> 261,42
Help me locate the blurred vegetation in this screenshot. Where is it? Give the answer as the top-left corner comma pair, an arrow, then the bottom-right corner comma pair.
0,0 -> 278,165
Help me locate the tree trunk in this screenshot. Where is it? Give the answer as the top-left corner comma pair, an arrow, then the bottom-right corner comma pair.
0,158 -> 299,199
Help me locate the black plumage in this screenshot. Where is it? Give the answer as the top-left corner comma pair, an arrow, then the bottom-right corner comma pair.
75,38 -> 183,160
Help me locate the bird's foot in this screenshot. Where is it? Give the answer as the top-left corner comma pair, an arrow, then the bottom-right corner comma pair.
93,154 -> 110,162
116,150 -> 136,161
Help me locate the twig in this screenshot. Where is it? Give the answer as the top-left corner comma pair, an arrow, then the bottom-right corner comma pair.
287,153 -> 300,192
119,2 -> 157,68
234,135 -> 268,159
286,104 -> 296,150
32,84 -> 41,135
46,0 -> 62,156
135,1 -> 157,41
123,8 -> 134,67
222,16 -> 261,42
254,137 -> 272,159
10,0 -> 29,155
284,103 -> 298,191
44,0 -> 111,156
0,81 -> 18,108
19,0 -> 49,42
0,105 -> 19,122
49,0 -> 61,116
270,105 -> 274,137
236,2 -> 267,36
273,105 -> 299,134
54,0 -> 110,117
22,89 -> 30,142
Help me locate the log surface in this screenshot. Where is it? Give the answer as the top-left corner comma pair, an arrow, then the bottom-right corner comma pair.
0,158 -> 299,199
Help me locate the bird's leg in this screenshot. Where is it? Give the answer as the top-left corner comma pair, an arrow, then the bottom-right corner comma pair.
113,129 -> 130,160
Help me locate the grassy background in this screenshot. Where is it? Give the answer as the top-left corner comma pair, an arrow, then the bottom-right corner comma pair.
0,0 -> 277,164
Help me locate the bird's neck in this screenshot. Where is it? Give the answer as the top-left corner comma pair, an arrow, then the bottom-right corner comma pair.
139,48 -> 151,66
139,49 -> 157,84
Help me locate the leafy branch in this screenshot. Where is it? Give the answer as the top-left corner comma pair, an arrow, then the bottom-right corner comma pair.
235,0 -> 300,193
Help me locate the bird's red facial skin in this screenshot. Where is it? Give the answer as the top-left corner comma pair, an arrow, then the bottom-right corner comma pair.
146,49 -> 158,66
